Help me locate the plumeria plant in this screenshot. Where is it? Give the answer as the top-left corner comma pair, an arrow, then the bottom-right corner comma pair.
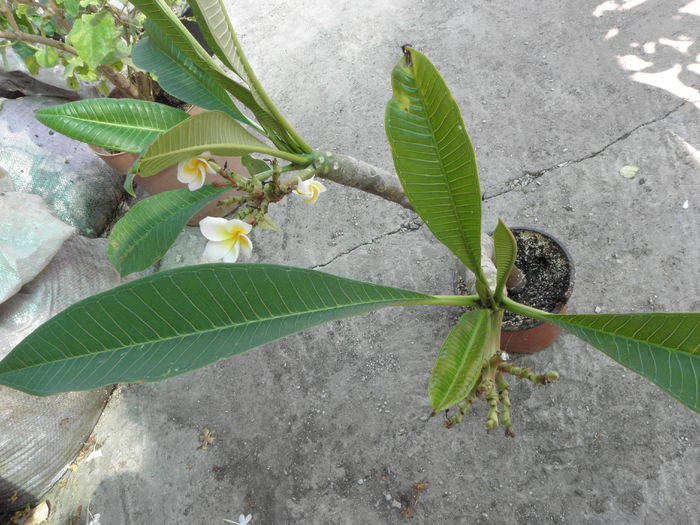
1,0 -> 698,435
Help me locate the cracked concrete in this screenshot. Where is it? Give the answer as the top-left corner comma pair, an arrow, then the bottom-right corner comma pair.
312,219 -> 423,270
484,100 -> 689,199
34,1 -> 700,524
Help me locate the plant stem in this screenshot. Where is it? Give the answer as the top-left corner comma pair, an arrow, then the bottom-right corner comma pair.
97,64 -> 141,98
47,0 -> 70,32
0,30 -> 77,54
412,295 -> 481,307
2,0 -> 20,33
501,297 -> 551,321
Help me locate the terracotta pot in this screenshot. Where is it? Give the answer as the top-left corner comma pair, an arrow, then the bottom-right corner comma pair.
500,227 -> 575,353
90,105 -> 246,224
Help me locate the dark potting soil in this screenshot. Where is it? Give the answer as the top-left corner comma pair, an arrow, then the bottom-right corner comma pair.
502,229 -> 572,331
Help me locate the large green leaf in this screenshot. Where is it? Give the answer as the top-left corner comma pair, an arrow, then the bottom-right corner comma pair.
132,33 -> 255,128
504,300 -> 700,414
136,110 -> 306,178
130,0 -> 293,151
385,47 -> 484,283
187,0 -> 247,81
429,309 -> 494,412
493,219 -> 517,301
551,314 -> 700,413
35,98 -> 189,153
67,12 -> 125,67
0,265 -> 430,395
187,0 -> 310,154
130,0 -> 216,73
107,186 -> 229,277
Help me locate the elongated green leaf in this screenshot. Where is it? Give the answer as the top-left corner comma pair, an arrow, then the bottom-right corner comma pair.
187,0 -> 245,80
136,110 -> 305,177
188,0 -> 310,154
505,301 -> 700,413
130,0 -> 293,151
130,0 -> 216,73
0,265 -> 430,395
493,219 -> 517,301
35,98 -> 189,153
107,185 -> 229,277
385,47 -> 484,283
429,309 -> 493,412
132,34 -> 255,128
552,314 -> 700,413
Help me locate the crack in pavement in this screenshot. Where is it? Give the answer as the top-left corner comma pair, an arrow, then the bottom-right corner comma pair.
312,218 -> 423,270
483,101 -> 688,200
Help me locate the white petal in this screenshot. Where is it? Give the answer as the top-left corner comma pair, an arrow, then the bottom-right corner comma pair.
221,241 -> 241,263
226,219 -> 253,235
199,217 -> 231,241
238,234 -> 253,258
188,174 -> 205,191
177,161 -> 196,184
203,239 -> 235,261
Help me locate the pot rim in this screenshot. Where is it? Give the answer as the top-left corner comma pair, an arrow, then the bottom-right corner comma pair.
500,226 -> 575,333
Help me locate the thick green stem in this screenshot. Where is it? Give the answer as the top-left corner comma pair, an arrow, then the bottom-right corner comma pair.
501,297 -> 551,321
412,295 -> 481,307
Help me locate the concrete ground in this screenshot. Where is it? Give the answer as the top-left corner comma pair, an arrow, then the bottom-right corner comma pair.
32,0 -> 700,523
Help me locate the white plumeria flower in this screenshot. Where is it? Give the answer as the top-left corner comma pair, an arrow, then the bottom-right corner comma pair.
293,175 -> 326,204
199,217 -> 253,263
177,151 -> 217,191
223,514 -> 252,525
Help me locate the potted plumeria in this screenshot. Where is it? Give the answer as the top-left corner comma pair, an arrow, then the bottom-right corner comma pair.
2,26 -> 698,439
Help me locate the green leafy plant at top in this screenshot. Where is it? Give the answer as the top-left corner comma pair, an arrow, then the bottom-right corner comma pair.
0,0 -> 186,99
6,0 -> 698,436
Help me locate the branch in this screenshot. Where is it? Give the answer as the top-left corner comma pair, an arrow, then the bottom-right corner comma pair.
2,0 -> 20,33
0,30 -> 77,54
321,153 -> 412,209
97,64 -> 141,98
47,0 -> 71,32
324,153 -> 519,291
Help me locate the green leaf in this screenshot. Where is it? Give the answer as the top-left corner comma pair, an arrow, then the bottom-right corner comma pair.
241,154 -> 270,176
429,309 -> 493,412
493,219 -> 517,301
136,110 -> 305,178
186,0 -> 246,80
24,53 -> 40,75
107,186 -> 229,277
0,264 -> 430,395
551,313 -> 700,413
187,0 -> 310,153
130,0 -> 302,152
35,46 -> 59,67
67,12 -> 121,67
186,0 -> 289,130
35,98 -> 189,153
62,0 -> 80,18
132,32 -> 254,127
506,302 -> 700,414
130,0 -> 218,73
385,47 -> 484,283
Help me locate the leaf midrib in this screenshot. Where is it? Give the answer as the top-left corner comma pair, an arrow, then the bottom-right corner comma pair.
38,114 -> 174,134
3,296 -> 423,374
144,143 -> 280,164
400,57 -> 481,276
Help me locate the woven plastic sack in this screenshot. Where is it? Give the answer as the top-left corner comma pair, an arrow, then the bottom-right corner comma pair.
0,236 -> 120,518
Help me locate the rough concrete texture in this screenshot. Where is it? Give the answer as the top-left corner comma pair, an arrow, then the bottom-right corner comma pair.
35,1 -> 699,523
